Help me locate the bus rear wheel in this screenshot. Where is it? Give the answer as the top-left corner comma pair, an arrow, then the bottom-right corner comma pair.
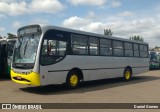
66,71 -> 80,89
123,68 -> 132,81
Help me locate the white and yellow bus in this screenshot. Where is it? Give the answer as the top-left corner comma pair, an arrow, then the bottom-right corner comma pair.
11,24 -> 149,89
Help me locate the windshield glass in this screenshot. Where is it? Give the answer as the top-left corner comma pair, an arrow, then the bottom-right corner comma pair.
7,40 -> 16,57
150,52 -> 158,61
13,34 -> 40,69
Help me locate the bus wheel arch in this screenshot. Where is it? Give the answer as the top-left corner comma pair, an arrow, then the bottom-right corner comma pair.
66,68 -> 83,89
70,68 -> 83,81
123,66 -> 132,81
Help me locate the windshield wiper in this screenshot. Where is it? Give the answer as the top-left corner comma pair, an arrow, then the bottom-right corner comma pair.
24,34 -> 34,55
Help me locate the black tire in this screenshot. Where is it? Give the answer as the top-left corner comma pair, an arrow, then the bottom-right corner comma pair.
66,70 -> 80,89
123,68 -> 132,81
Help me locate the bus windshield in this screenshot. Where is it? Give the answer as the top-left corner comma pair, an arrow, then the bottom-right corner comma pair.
7,40 -> 16,57
150,52 -> 158,62
13,34 -> 40,69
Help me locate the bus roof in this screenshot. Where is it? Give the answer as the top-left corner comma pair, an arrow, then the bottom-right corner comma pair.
0,37 -> 17,42
20,24 -> 149,45
149,51 -> 160,54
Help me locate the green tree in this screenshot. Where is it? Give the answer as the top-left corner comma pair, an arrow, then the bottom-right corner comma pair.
0,35 -> 3,39
7,33 -> 16,39
129,35 -> 144,42
104,29 -> 113,36
155,46 -> 159,49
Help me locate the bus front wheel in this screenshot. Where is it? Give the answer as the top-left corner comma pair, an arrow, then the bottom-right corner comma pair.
66,70 -> 80,89
123,68 -> 132,81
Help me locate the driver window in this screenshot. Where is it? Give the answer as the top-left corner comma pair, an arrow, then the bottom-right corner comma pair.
41,38 -> 67,65
42,40 -> 66,56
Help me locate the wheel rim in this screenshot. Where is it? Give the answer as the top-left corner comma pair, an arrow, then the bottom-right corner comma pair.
70,74 -> 78,86
125,71 -> 131,80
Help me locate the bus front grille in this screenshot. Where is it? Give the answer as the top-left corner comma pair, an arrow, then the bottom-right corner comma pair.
13,77 -> 30,82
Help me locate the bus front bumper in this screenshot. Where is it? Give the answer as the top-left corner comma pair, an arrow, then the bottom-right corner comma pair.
11,70 -> 41,86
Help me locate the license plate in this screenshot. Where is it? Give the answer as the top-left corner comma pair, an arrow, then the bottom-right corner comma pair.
17,76 -> 22,80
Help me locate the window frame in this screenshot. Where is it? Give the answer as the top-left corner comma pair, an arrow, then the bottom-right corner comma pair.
113,40 -> 124,57
71,34 -> 89,55
139,44 -> 149,58
124,42 -> 133,57
133,43 -> 140,57
40,29 -> 69,66
40,30 -> 149,59
100,38 -> 113,56
89,37 -> 99,56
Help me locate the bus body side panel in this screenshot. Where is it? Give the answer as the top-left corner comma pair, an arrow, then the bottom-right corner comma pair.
39,67 -> 67,85
132,67 -> 149,76
39,55 -> 149,85
127,58 -> 149,75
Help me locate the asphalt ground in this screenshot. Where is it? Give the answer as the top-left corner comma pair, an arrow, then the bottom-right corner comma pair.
0,70 -> 160,112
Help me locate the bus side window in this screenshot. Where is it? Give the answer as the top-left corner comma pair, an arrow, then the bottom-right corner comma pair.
41,38 -> 67,65
71,34 -> 88,55
89,37 -> 99,55
113,40 -> 124,56
124,42 -> 133,57
42,40 -> 48,56
1,44 -> 7,58
7,41 -> 16,58
0,43 -> 1,56
140,45 -> 148,58
100,39 -> 112,56
133,44 -> 139,57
